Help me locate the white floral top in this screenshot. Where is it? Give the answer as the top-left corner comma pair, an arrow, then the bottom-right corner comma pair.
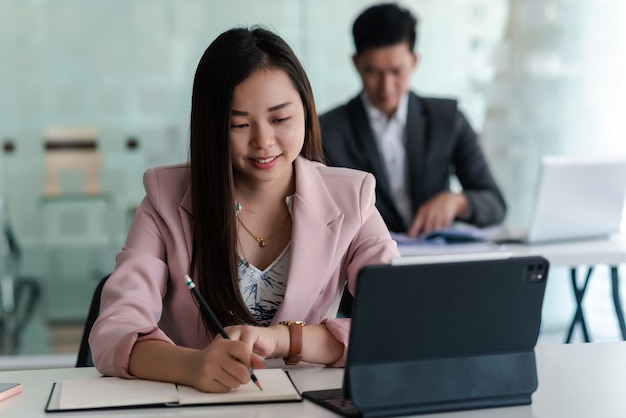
238,245 -> 290,325
238,195 -> 293,325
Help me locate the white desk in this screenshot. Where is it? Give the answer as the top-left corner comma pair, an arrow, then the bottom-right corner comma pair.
505,234 -> 626,266
1,341 -> 626,417
506,234 -> 626,342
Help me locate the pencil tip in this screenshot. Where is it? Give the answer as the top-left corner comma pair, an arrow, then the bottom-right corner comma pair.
251,373 -> 263,391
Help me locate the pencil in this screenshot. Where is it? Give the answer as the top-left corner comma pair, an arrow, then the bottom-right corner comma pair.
184,274 -> 263,391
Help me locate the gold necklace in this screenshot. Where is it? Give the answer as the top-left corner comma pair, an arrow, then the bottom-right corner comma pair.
237,214 -> 290,248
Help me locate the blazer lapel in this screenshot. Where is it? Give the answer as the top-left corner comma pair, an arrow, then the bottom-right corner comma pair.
178,159 -> 343,322
273,158 -> 344,322
405,93 -> 427,211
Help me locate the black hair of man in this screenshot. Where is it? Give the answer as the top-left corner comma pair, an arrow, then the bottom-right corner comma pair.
352,2 -> 418,55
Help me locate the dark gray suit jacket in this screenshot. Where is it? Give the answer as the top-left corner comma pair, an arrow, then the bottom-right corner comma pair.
320,92 -> 506,233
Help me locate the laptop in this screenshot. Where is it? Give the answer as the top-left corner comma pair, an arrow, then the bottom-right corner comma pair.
303,255 -> 549,417
492,155 -> 626,244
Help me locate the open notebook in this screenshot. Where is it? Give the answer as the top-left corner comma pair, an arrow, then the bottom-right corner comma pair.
45,368 -> 301,412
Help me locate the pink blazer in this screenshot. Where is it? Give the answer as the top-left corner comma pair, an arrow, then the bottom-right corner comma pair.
90,156 -> 399,377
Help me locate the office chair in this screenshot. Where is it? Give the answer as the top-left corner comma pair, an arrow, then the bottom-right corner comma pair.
76,274 -> 109,367
0,218 -> 42,354
337,287 -> 353,318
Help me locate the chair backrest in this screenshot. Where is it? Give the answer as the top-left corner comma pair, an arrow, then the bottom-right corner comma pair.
76,274 -> 109,367
43,126 -> 102,197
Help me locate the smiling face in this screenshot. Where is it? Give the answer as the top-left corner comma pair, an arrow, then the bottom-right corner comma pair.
353,42 -> 418,117
230,68 -> 306,190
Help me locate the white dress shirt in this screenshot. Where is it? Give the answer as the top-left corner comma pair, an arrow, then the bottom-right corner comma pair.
361,92 -> 413,226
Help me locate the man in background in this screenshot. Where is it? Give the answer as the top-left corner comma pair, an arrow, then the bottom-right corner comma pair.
320,2 -> 506,237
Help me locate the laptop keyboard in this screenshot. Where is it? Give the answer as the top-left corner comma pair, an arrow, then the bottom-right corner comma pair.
302,389 -> 361,417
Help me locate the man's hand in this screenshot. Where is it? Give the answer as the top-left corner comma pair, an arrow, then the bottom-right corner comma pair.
407,192 -> 469,237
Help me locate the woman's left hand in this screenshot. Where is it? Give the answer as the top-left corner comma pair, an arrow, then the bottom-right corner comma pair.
225,324 -> 289,359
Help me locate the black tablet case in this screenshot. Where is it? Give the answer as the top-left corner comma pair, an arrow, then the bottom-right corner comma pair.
308,256 -> 548,417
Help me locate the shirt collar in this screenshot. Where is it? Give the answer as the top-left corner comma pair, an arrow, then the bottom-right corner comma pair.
360,91 -> 409,126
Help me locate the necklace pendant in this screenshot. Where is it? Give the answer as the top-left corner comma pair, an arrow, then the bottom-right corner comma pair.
257,238 -> 266,248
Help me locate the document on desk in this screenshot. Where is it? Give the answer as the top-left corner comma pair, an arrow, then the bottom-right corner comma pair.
390,231 -> 508,257
45,369 -> 301,412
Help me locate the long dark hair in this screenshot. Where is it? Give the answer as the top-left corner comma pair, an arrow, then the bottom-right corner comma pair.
189,26 -> 323,334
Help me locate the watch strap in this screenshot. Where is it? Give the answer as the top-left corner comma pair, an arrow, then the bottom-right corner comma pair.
279,321 -> 305,365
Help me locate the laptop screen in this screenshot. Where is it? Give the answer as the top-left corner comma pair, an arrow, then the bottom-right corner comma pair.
527,156 -> 626,242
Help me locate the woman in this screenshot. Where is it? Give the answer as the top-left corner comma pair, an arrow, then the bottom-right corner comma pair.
90,26 -> 399,393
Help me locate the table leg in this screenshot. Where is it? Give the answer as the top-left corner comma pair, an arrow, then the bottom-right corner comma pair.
610,266 -> 626,340
565,267 -> 593,343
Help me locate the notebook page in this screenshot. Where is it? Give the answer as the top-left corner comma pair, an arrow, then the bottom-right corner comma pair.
177,369 -> 301,404
59,377 -> 179,409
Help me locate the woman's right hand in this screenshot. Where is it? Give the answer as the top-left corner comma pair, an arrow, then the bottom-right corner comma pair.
188,336 -> 266,393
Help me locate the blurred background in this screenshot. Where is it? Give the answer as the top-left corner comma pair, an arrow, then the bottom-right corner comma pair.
1,0 -> 626,368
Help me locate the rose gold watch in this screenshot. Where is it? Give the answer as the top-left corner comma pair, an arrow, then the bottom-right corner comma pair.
279,321 -> 305,365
